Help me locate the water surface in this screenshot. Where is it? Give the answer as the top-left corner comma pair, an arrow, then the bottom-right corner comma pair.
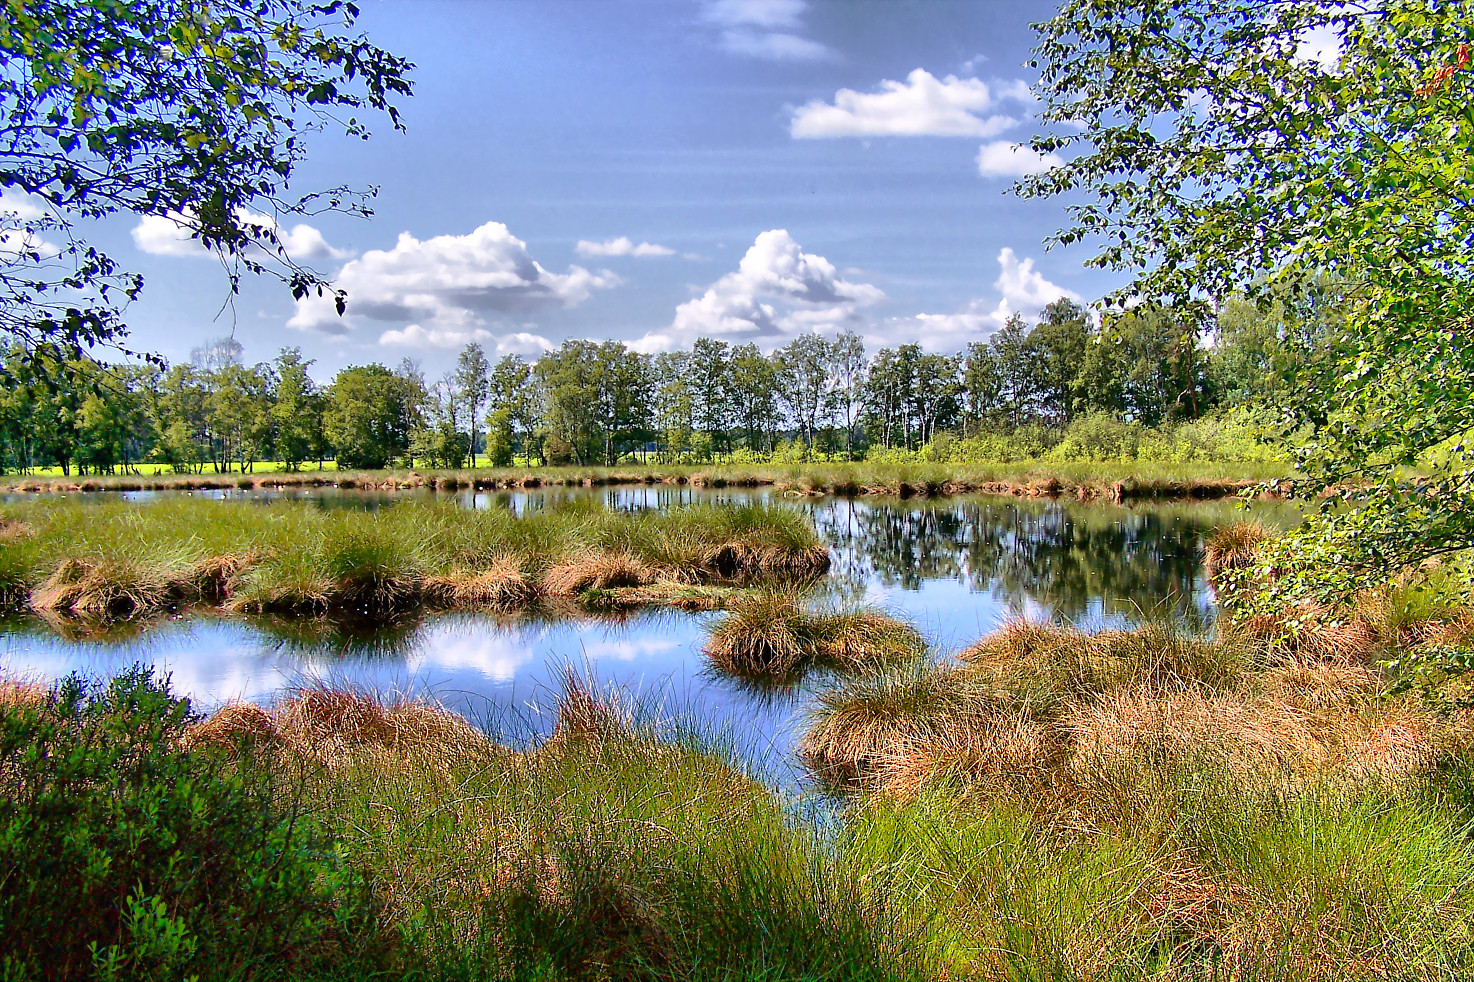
0,489 -> 1294,784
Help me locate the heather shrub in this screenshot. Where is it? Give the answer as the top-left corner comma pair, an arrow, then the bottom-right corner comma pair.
0,668 -> 389,982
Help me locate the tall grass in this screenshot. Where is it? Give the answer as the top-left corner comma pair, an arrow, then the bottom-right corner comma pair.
0,497 -> 829,620
9,661 -> 1474,980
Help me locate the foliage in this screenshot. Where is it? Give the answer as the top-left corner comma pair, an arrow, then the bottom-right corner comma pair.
0,668 -> 386,981
323,363 -> 421,469
0,302 -> 1299,475
1026,1 -> 1474,613
0,0 -> 411,359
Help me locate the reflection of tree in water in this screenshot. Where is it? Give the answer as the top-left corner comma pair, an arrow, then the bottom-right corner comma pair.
818,498 -> 1225,628
965,503 -> 1210,626
813,499 -> 965,592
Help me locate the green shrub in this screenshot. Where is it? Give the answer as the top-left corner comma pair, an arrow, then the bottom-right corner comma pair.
1046,413 -> 1143,462
0,669 -> 388,982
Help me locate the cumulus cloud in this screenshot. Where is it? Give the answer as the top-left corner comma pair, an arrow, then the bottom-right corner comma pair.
877,248 -> 1081,351
634,229 -> 883,352
131,210 -> 353,262
288,220 -> 618,339
791,69 -> 1032,138
0,189 -> 58,260
0,188 -> 45,223
703,0 -> 831,61
575,236 -> 675,258
976,140 -> 1064,177
376,323 -> 554,354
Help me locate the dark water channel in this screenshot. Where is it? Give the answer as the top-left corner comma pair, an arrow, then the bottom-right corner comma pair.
0,487 -> 1296,785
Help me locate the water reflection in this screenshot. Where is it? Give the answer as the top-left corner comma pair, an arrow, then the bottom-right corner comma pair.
0,490 -> 1297,785
809,497 -> 1281,631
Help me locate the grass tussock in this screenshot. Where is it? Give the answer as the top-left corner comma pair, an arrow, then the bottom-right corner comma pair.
702,589 -> 925,682
1205,521 -> 1474,671
11,667 -> 1474,980
177,675 -> 924,980
802,618 -> 1474,802
1203,520 -> 1272,582
0,497 -> 829,622
184,687 -> 503,772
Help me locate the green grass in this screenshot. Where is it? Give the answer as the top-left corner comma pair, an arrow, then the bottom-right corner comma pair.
8,653 -> 1474,980
0,497 -> 829,620
0,458 -> 1292,500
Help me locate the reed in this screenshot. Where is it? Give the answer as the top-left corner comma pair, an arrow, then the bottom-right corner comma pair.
0,497 -> 830,622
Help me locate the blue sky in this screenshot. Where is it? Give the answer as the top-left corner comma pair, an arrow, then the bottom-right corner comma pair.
94,0 -> 1120,379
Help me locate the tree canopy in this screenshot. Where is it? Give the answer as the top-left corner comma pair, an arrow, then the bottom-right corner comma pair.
1026,0 -> 1474,605
0,0 -> 412,359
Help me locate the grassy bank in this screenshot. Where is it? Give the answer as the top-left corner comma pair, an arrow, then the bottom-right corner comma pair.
0,498 -> 828,621
0,459 -> 1291,501
7,650 -> 1474,981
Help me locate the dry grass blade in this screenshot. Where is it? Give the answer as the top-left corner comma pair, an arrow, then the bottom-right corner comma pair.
544,552 -> 657,596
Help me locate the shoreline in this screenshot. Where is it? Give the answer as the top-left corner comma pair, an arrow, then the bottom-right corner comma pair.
0,463 -> 1291,502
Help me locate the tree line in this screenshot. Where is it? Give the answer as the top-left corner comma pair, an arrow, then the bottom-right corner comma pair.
0,295 -> 1321,475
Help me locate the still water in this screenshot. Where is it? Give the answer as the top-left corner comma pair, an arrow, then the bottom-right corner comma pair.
0,489 -> 1294,784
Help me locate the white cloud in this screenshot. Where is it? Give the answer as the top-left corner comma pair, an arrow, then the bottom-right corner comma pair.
976,140 -> 1064,177
876,248 -> 1081,351
791,69 -> 1031,138
634,228 -> 883,352
721,29 -> 830,61
289,220 -> 618,337
377,323 -> 554,354
994,247 -> 1081,319
575,236 -> 675,258
131,214 -> 201,257
131,209 -> 353,262
0,188 -> 45,223
705,0 -> 804,28
0,190 -> 58,260
703,0 -> 831,61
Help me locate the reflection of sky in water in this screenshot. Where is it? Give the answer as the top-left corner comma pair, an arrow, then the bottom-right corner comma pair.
0,490 -> 1299,785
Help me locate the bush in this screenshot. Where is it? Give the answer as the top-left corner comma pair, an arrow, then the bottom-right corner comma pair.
1046,413 -> 1142,462
0,668 -> 388,981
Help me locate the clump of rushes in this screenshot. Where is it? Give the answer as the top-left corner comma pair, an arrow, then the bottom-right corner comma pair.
803,618 -> 1474,802
0,497 -> 830,623
702,589 -> 925,682
179,676 -> 929,980
1202,520 -> 1272,587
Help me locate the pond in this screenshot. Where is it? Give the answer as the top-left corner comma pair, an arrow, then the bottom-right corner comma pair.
0,489 -> 1295,787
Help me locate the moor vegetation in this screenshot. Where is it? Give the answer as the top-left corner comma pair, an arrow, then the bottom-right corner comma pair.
0,498 -> 829,622
10,595 -> 1474,982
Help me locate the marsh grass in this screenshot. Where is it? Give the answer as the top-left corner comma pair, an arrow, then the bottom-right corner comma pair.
1205,521 -> 1474,668
0,459 -> 1288,501
702,588 -> 925,682
802,618 -> 1474,804
10,661 -> 1474,981
182,678 -> 931,981
0,497 -> 829,621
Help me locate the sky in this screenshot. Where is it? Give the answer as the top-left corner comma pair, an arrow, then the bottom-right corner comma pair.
72,0 -> 1123,380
